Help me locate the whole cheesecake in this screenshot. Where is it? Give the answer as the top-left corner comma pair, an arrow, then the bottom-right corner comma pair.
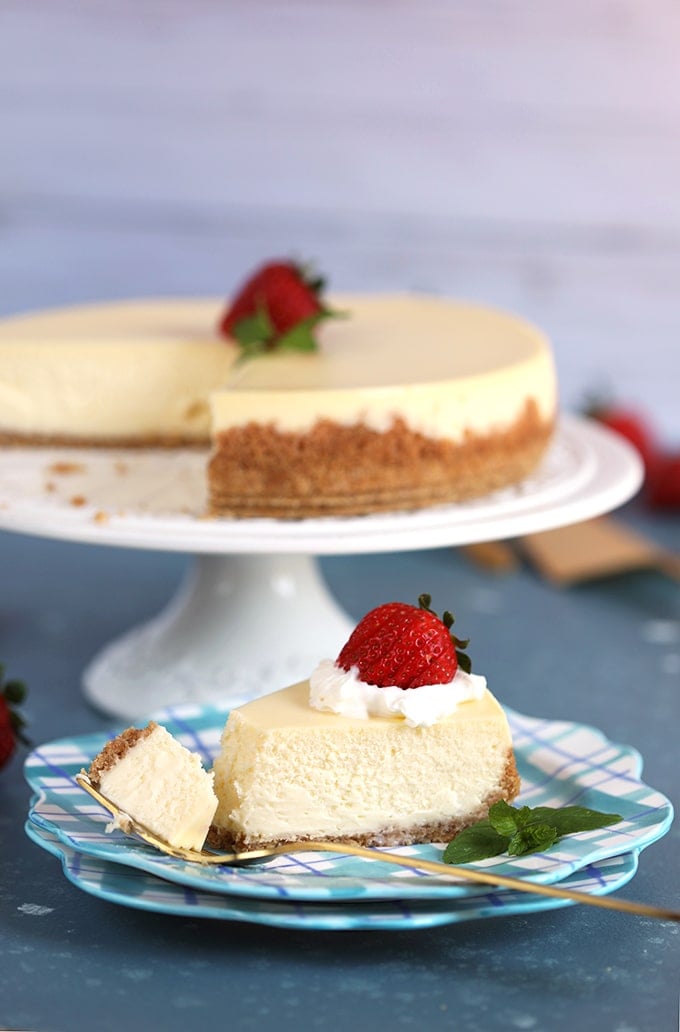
0,286 -> 557,518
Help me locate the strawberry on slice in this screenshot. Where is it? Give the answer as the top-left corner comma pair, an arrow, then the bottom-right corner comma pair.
218,259 -> 335,356
0,664 -> 28,770
337,593 -> 471,690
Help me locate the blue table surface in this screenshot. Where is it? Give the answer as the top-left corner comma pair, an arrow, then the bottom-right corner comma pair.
0,504 -> 677,1032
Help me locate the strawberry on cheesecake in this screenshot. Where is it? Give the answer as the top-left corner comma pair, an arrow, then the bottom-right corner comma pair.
208,596 -> 520,850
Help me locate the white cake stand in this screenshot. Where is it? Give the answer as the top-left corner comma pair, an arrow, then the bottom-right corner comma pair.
0,415 -> 642,719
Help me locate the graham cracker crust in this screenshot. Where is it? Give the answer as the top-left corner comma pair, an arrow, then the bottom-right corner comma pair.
0,431 -> 207,448
206,750 -> 521,851
88,722 -> 156,785
207,401 -> 553,519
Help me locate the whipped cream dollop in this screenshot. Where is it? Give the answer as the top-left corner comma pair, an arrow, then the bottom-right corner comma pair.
309,659 -> 487,728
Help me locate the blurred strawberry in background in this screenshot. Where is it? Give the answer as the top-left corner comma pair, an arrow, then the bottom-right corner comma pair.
586,399 -> 680,511
0,665 -> 28,771
646,453 -> 680,510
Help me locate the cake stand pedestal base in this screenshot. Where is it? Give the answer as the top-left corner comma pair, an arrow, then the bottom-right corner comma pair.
82,553 -> 354,720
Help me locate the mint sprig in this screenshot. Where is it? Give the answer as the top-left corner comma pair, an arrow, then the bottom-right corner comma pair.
443,800 -> 622,864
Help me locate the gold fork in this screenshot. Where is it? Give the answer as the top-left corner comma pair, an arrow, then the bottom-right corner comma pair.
75,772 -> 679,922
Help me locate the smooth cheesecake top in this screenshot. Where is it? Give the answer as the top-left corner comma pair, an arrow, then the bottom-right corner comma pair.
229,678 -> 508,731
0,300 -> 234,439
214,294 -> 557,437
220,293 -> 555,389
0,296 -> 557,441
0,294 -> 552,385
0,299 -> 225,347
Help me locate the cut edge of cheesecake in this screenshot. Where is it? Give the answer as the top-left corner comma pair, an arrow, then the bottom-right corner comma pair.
207,751 -> 520,851
207,403 -> 554,518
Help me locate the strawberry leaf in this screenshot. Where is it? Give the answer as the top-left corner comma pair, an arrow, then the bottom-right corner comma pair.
0,664 -> 30,752
299,265 -> 326,295
275,314 -> 325,353
3,679 -> 26,705
231,306 -> 274,347
417,594 -> 473,673
456,650 -> 472,674
10,710 -> 30,744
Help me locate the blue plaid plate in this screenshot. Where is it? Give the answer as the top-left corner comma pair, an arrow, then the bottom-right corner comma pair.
25,822 -> 640,930
25,704 -> 672,903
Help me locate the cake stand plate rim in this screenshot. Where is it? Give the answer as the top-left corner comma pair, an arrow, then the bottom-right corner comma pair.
0,414 -> 643,555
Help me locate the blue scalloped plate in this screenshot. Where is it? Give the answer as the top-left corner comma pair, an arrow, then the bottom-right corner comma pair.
26,822 -> 641,930
24,704 -> 673,906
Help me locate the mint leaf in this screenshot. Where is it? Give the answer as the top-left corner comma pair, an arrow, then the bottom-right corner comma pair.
488,800 -> 521,837
443,802 -> 624,864
508,822 -> 559,856
513,805 -> 537,828
526,805 -> 622,836
442,821 -> 509,864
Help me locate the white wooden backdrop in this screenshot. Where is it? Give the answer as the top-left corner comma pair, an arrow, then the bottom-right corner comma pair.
2,1 -> 679,438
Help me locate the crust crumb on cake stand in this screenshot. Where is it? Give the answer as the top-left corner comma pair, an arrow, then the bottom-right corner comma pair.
0,415 -> 641,719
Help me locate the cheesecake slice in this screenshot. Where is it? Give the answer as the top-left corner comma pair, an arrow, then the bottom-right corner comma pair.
208,679 -> 519,850
88,721 -> 218,851
209,596 -> 520,850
